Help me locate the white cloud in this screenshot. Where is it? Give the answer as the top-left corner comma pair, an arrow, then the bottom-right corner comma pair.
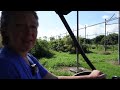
106,24 -> 118,33
102,15 -> 110,19
104,11 -> 119,18
115,11 -> 119,17
37,26 -> 67,40
38,20 -> 119,40
104,11 -> 116,13
69,20 -> 118,39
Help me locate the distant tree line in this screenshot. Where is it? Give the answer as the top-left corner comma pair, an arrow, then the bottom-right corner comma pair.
29,33 -> 118,59
0,33 -> 118,59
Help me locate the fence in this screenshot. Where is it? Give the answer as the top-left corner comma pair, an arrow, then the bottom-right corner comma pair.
44,16 -> 119,41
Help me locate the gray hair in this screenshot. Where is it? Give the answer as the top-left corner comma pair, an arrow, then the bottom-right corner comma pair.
0,11 -> 38,46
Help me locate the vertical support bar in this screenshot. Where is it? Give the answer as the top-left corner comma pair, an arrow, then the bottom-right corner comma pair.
56,11 -> 96,70
76,11 -> 79,72
118,11 -> 120,64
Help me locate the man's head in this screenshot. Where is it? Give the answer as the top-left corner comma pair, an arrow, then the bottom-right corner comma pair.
0,11 -> 39,52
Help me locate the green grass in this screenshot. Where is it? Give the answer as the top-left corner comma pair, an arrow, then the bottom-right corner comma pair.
39,48 -> 119,79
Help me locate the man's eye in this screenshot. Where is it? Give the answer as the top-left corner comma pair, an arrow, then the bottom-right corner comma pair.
16,24 -> 25,28
31,26 -> 37,29
30,26 -> 37,31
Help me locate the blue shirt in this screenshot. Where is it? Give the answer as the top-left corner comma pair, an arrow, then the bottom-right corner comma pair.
0,47 -> 48,79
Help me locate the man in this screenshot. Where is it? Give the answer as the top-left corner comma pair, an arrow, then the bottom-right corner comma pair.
0,11 -> 106,79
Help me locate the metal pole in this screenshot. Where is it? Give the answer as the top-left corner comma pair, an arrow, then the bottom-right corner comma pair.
104,19 -> 107,52
76,11 -> 79,72
118,11 -> 120,64
56,11 -> 96,70
84,25 -> 86,44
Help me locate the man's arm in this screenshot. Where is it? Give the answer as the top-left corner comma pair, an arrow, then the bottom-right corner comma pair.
43,70 -> 106,79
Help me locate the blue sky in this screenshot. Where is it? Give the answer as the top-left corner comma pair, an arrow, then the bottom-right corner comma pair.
37,11 -> 119,40
0,11 -> 119,40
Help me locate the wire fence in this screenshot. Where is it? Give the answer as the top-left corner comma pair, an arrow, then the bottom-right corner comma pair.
45,16 -> 119,41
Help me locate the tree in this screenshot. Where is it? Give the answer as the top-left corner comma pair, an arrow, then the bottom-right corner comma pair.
94,35 -> 104,44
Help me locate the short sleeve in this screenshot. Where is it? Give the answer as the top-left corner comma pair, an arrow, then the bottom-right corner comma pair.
0,58 -> 20,79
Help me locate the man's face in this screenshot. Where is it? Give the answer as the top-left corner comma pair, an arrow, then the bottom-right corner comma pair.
7,12 -> 38,52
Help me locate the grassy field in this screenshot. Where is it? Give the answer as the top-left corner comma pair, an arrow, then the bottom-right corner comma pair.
39,46 -> 120,79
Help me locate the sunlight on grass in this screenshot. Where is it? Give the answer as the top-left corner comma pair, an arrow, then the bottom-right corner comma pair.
39,48 -> 119,79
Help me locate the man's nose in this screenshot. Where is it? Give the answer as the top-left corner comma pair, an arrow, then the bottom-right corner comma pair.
25,25 -> 33,34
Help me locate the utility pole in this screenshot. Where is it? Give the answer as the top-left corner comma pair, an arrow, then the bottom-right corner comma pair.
104,19 -> 107,52
84,25 -> 86,44
104,13 -> 115,52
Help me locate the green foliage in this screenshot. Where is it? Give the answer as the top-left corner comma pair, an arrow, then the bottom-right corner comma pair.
101,51 -> 111,55
107,33 -> 118,45
91,45 -> 96,49
40,48 -> 119,79
32,33 -> 119,78
81,44 -> 90,53
49,35 -> 91,54
94,33 -> 118,45
93,35 -> 104,44
30,39 -> 54,59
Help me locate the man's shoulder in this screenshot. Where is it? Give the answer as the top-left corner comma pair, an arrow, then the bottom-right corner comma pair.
27,53 -> 38,61
0,48 -> 17,66
0,50 -> 8,62
0,53 -> 13,65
